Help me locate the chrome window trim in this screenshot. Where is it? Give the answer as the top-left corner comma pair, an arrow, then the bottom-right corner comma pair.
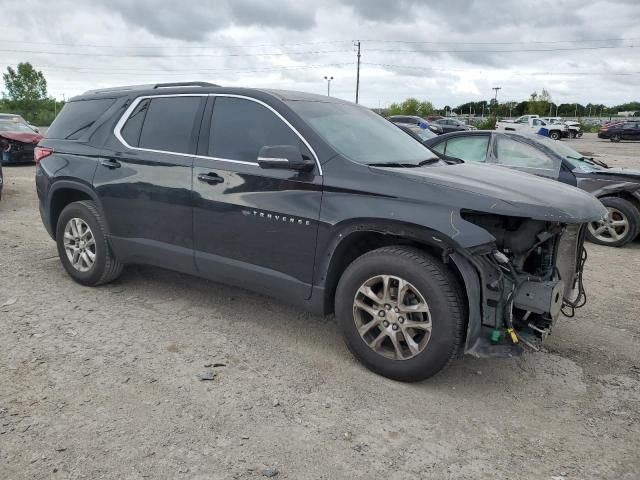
113,93 -> 322,175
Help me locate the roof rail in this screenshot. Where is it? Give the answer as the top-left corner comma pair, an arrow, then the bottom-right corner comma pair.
153,81 -> 219,89
83,82 -> 219,95
83,84 -> 155,95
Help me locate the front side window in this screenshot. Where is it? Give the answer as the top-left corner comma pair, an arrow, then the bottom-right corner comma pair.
287,100 -> 437,165
209,97 -> 300,162
444,136 -> 489,162
496,136 -> 555,171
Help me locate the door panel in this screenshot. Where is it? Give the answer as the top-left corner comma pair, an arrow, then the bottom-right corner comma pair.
95,95 -> 205,273
193,96 -> 322,301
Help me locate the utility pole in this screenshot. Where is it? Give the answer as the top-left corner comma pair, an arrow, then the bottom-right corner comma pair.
324,76 -> 334,96
492,86 -> 501,103
509,102 -> 513,119
574,103 -> 578,118
354,40 -> 361,104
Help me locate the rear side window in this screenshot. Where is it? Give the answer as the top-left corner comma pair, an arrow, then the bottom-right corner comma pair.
444,136 -> 489,162
46,98 -> 115,139
134,96 -> 202,154
209,97 -> 299,162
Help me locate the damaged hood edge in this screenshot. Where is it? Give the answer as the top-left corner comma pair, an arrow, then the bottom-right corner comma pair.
374,162 -> 608,224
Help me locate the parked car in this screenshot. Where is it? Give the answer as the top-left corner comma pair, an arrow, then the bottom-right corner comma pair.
0,119 -> 43,164
425,130 -> 640,247
431,118 -> 470,134
395,124 -> 438,142
598,121 -> 640,142
540,117 -> 582,139
387,115 -> 441,134
496,116 -> 566,140
36,82 -> 605,382
0,113 -> 40,133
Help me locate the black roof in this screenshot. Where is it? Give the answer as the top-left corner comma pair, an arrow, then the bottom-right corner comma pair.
71,82 -> 352,105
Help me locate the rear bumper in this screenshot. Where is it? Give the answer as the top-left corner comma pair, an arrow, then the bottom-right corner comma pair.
597,132 -> 609,139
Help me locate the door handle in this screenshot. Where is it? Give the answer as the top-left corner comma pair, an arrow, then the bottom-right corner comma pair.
100,159 -> 121,169
197,172 -> 224,185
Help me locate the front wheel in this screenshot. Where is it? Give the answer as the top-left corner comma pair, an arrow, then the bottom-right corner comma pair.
335,246 -> 464,382
56,200 -> 123,285
610,134 -> 621,142
587,197 -> 640,247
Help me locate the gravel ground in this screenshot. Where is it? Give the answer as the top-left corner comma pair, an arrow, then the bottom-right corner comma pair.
1,133 -> 639,479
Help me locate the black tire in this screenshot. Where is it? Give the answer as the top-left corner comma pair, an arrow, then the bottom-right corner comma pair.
576,131 -> 583,138
549,130 -> 561,140
56,200 -> 123,286
586,197 -> 640,247
335,246 -> 464,382
610,134 -> 621,143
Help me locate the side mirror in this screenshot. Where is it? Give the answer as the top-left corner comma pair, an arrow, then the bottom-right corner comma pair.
257,145 -> 315,171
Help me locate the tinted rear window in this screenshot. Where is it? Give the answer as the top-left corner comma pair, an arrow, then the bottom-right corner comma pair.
136,97 -> 202,154
46,98 -> 116,140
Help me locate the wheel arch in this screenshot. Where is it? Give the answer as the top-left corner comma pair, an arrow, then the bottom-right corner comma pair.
316,220 -> 471,318
47,181 -> 106,240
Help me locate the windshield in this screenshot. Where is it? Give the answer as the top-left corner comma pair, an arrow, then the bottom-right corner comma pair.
533,134 -> 606,171
0,120 -> 35,133
287,101 -> 439,165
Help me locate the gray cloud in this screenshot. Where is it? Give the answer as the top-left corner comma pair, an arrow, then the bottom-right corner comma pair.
1,0 -> 639,107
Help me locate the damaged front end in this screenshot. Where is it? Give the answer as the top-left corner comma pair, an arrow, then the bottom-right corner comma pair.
453,212 -> 591,357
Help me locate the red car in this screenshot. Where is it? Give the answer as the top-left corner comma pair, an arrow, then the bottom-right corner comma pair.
0,119 -> 43,164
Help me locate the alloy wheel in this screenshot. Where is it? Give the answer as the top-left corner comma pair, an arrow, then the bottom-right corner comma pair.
353,275 -> 432,360
63,217 -> 96,272
588,207 -> 629,244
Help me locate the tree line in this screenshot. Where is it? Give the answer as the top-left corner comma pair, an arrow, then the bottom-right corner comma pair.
386,89 -> 639,119
0,63 -> 64,126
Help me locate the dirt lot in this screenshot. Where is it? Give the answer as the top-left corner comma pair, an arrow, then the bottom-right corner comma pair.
1,133 -> 639,479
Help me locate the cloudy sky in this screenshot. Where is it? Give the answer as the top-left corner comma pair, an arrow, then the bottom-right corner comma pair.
2,0 -> 639,108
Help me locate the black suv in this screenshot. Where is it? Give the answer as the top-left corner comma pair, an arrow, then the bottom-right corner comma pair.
36,82 -> 605,381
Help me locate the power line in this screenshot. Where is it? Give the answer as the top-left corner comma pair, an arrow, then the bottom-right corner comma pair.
0,48 -> 351,58
0,39 -> 352,49
0,36 -> 635,49
0,62 -> 355,76
361,62 -> 640,76
364,44 -> 639,54
360,37 -> 640,45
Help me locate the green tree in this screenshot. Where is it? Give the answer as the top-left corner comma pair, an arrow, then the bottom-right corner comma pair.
387,98 -> 433,117
3,62 -> 48,103
1,62 -> 60,125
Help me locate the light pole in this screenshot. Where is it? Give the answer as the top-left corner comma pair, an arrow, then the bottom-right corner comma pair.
324,76 -> 334,97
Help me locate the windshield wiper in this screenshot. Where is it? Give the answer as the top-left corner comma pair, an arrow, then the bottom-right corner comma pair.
418,158 -> 441,166
369,162 -> 422,168
569,155 -> 608,168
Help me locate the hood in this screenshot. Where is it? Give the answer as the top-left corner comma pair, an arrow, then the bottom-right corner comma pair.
373,162 -> 607,223
0,131 -> 43,144
598,167 -> 640,180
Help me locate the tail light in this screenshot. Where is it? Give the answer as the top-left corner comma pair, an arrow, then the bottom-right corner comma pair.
34,146 -> 53,164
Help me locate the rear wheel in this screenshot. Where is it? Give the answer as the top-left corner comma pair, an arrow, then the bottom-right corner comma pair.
587,197 -> 640,247
56,200 -> 123,285
610,134 -> 621,142
569,130 -> 577,139
549,130 -> 561,140
335,246 -> 464,382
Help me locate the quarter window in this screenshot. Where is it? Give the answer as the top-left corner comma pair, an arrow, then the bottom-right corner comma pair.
209,97 -> 300,162
124,96 -> 202,154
